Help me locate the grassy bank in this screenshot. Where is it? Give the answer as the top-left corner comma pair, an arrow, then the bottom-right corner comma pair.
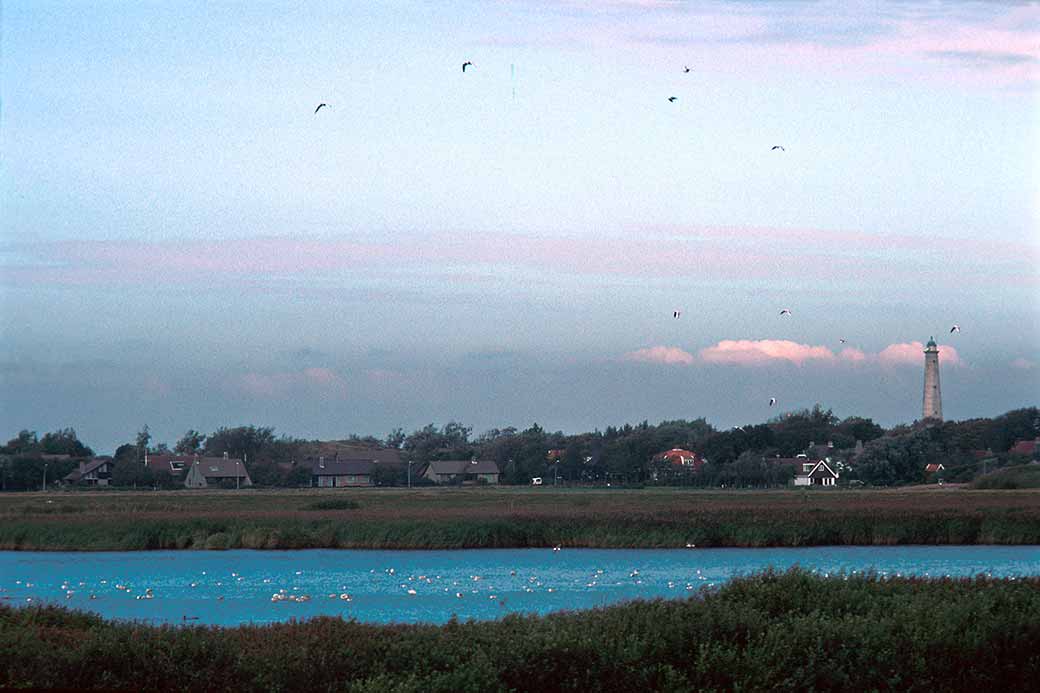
3,570 -> 1039,691
2,488 -> 1040,551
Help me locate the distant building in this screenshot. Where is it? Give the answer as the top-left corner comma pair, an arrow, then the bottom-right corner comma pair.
144,454 -> 195,479
924,463 -> 945,474
423,460 -> 500,485
793,460 -> 839,487
923,337 -> 943,421
310,458 -> 374,487
63,457 -> 115,486
652,448 -> 705,471
1010,438 -> 1040,461
183,456 -> 252,488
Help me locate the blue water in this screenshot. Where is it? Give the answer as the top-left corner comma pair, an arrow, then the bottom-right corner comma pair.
1,546 -> 1038,626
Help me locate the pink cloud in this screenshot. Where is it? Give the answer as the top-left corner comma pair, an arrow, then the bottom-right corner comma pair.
623,345 -> 695,365
877,342 -> 963,367
839,347 -> 868,363
235,368 -> 348,398
699,340 -> 836,366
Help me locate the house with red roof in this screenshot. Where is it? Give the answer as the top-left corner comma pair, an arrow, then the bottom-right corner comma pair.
653,448 -> 705,471
1010,438 -> 1040,460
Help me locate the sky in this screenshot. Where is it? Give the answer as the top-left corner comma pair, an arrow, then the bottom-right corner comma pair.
1,1 -> 1038,454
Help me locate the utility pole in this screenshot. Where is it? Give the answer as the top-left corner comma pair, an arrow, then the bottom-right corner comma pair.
42,462 -> 48,492
407,460 -> 413,489
236,460 -> 241,490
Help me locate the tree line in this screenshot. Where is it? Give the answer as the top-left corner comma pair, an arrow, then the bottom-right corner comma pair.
1,406 -> 1036,490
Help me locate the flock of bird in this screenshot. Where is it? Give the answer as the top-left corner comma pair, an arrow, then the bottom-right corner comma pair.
309,60 -> 962,411
3,551 -> 726,622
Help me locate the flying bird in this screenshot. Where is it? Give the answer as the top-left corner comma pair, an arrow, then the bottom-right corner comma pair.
769,398 -> 777,407
683,66 -> 691,73
950,325 -> 960,333
673,310 -> 681,319
314,103 -> 328,114
839,338 -> 847,344
668,96 -> 678,102
779,309 -> 792,316
462,61 -> 473,72
771,145 -> 785,151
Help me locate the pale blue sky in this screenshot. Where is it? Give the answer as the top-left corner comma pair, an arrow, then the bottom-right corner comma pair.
2,1 -> 1037,452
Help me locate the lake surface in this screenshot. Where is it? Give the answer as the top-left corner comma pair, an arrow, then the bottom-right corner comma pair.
2,546 -> 1038,626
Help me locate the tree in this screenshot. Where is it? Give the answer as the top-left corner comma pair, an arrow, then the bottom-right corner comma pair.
2,430 -> 38,455
174,430 -> 206,455
135,425 -> 151,462
385,428 -> 406,450
39,428 -> 93,457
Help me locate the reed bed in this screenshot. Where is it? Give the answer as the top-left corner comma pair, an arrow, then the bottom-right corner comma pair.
1,488 -> 1039,551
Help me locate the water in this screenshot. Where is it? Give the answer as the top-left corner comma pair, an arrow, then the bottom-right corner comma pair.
2,546 -> 1038,626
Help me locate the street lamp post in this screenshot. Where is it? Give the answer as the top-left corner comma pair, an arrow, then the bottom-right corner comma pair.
407,460 -> 413,489
236,460 -> 240,490
42,462 -> 48,492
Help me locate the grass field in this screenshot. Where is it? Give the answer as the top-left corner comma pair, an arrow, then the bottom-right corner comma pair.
3,570 -> 1038,692
2,486 -> 1039,550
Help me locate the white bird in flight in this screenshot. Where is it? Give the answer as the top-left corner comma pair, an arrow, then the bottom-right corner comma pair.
769,398 -> 777,407
950,325 -> 960,333
839,338 -> 847,344
673,310 -> 681,319
779,309 -> 792,316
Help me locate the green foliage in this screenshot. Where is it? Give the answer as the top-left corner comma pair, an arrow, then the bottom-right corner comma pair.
3,571 -> 1039,692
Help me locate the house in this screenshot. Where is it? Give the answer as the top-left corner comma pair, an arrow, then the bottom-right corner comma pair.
652,448 -> 705,471
793,460 -> 839,487
1010,438 -> 1040,461
183,455 -> 252,488
144,454 -> 196,479
423,459 -> 500,485
63,457 -> 115,486
546,449 -> 565,461
924,463 -> 945,474
311,458 -> 374,487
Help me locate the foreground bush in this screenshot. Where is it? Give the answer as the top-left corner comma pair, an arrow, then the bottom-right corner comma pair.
3,570 -> 1039,692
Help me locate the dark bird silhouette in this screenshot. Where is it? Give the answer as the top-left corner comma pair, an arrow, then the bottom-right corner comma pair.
950,325 -> 961,333
779,308 -> 792,316
314,103 -> 328,114
683,66 -> 691,73
839,338 -> 847,344
771,145 -> 785,151
668,96 -> 678,102
673,310 -> 681,319
462,61 -> 473,72
769,398 -> 777,407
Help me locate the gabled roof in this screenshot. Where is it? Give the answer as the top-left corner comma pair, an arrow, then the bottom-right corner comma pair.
924,463 -> 945,473
63,457 -> 113,481
145,455 -> 196,475
653,449 -> 704,468
1010,439 -> 1039,456
311,459 -> 375,476
188,457 -> 249,478
806,460 -> 838,479
426,459 -> 500,475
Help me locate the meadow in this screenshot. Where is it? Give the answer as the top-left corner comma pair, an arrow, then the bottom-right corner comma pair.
2,570 -> 1038,691
2,487 -> 1039,550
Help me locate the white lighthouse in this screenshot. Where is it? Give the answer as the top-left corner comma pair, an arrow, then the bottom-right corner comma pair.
922,337 -> 942,421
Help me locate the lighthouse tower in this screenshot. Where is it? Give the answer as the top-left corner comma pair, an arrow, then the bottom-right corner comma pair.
922,337 -> 942,421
